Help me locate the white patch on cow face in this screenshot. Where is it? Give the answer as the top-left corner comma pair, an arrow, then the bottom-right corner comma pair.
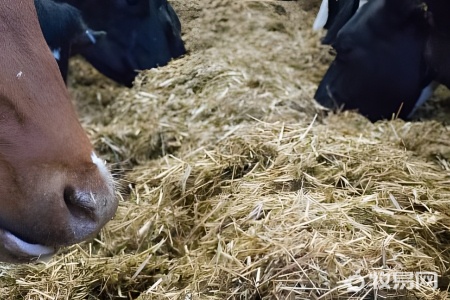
358,0 -> 369,9
91,152 -> 114,193
52,48 -> 61,61
313,0 -> 329,30
313,0 -> 369,31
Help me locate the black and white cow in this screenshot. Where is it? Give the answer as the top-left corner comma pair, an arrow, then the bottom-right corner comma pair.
35,0 -> 104,80
313,0 -> 368,44
56,0 -> 187,86
313,0 -> 438,121
36,0 -> 186,87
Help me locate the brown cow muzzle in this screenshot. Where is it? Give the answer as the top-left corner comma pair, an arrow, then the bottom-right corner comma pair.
0,152 -> 118,263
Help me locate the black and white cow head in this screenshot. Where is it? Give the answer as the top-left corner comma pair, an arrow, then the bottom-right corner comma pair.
35,0 -> 104,81
59,0 -> 186,86
314,0 -> 434,121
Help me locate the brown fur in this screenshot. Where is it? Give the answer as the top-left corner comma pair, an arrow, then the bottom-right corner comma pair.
0,0 -> 117,263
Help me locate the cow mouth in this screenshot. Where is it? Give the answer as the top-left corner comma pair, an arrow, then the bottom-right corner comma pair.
315,83 -> 348,110
324,85 -> 350,109
0,228 -> 56,263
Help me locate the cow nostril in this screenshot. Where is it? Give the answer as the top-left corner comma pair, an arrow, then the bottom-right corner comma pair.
63,186 -> 97,221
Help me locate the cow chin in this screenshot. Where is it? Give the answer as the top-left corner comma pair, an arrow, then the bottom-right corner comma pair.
315,82 -> 345,110
0,229 -> 56,263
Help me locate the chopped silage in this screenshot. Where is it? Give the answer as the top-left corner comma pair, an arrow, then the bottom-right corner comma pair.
1,0 -> 450,299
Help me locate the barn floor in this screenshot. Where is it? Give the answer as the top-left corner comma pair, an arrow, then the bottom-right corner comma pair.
2,1 -> 450,299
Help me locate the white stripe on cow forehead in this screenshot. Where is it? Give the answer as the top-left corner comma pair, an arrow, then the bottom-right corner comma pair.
313,0 -> 369,31
313,0 -> 329,31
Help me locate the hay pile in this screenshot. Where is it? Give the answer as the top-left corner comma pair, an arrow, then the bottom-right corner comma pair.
2,0 -> 450,299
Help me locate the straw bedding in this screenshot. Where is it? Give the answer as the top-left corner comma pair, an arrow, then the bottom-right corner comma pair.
2,0 -> 450,299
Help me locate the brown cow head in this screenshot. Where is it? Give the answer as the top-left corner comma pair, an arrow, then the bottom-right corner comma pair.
0,0 -> 118,263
